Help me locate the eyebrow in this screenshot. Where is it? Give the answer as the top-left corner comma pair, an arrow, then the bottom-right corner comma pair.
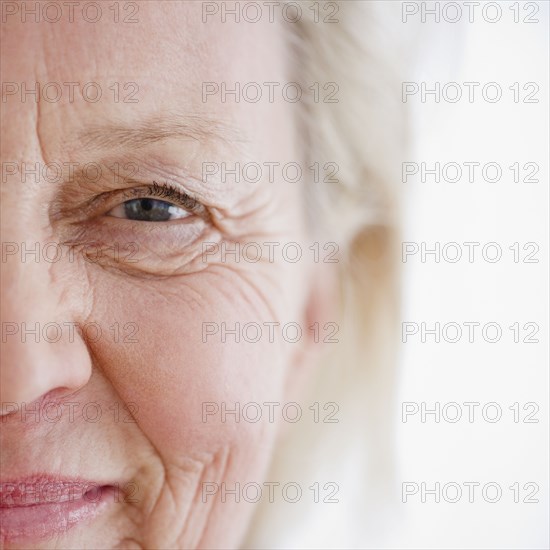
76,112 -> 246,151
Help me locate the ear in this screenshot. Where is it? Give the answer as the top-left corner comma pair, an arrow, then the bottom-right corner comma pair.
283,260 -> 339,402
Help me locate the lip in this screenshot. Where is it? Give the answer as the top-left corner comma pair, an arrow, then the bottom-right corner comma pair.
0,476 -> 117,544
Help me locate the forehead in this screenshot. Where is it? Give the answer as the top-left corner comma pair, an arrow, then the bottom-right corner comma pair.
2,2 -> 287,78
1,2 -> 291,159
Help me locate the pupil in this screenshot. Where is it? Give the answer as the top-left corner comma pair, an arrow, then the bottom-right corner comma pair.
141,199 -> 153,211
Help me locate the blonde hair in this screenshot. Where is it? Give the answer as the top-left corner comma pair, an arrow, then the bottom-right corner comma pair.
244,1 -> 408,547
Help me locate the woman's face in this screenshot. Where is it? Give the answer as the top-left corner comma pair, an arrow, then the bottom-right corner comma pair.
1,3 -> 322,547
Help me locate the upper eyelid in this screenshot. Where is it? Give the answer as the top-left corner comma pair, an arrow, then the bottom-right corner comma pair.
56,159 -> 206,201
99,162 -> 205,201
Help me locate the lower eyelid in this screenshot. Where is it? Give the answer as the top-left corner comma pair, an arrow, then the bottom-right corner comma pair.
67,218 -> 217,277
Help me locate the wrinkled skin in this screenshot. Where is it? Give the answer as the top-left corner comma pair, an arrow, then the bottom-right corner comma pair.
0,3 -> 329,548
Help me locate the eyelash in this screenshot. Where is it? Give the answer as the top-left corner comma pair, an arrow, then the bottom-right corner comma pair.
137,181 -> 201,211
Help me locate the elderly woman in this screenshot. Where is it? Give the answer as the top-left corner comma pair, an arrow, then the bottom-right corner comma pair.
0,1 -> 404,548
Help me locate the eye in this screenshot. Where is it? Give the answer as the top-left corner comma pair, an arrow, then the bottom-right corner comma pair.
106,198 -> 191,222
102,181 -> 205,223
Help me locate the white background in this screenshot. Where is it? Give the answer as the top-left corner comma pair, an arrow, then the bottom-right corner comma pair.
394,1 -> 549,548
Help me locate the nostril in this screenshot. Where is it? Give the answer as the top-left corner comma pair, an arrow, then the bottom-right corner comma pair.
38,387 -> 84,405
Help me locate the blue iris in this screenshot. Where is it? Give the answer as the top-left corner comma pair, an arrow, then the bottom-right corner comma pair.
123,198 -> 173,221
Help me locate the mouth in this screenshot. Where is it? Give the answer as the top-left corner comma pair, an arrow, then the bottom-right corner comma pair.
0,476 -> 117,544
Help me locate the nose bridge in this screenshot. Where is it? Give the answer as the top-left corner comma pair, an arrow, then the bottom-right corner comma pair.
0,190 -> 93,413
1,188 -> 61,320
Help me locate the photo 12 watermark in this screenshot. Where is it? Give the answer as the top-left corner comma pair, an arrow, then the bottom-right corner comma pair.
202,241 -> 340,264
1,400 -> 139,424
1,321 -> 139,344
202,161 -> 340,184
401,162 -> 540,184
401,401 -> 540,423
2,81 -> 139,104
201,481 -> 340,504
402,482 -> 540,503
402,82 -> 539,103
401,321 -> 540,343
0,480 -> 140,506
401,242 -> 540,263
1,241 -> 139,265
202,321 -> 340,344
1,2 -> 140,24
202,401 -> 340,424
202,81 -> 339,103
401,2 -> 540,24
201,1 -> 339,24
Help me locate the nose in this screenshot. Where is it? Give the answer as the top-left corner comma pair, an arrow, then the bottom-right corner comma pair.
0,244 -> 93,415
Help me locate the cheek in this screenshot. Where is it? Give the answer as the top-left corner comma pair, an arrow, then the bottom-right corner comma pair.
86,266 -> 291,471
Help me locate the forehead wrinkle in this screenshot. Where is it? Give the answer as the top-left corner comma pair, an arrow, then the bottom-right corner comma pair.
74,112 -> 249,152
